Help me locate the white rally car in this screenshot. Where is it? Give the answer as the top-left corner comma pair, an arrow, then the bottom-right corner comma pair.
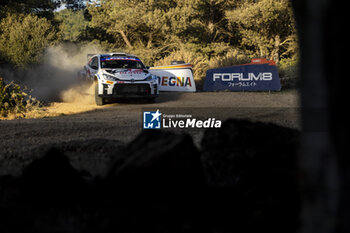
79,53 -> 159,105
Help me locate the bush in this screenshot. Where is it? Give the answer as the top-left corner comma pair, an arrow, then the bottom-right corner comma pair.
153,47 -> 209,80
0,76 -> 40,118
0,13 -> 56,68
154,46 -> 251,80
208,49 -> 251,70
55,9 -> 88,43
278,58 -> 299,89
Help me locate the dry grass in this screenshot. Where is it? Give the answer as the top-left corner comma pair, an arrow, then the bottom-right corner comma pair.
154,49 -> 208,80
0,83 -> 105,120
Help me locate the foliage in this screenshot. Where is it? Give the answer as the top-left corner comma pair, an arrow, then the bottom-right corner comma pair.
0,0 -> 61,20
63,0 -> 88,11
0,76 -> 40,118
0,13 -> 57,68
225,0 -> 298,62
86,0 -> 297,69
87,0 -> 240,49
0,0 -> 299,87
154,44 -> 250,80
154,45 -> 209,79
208,49 -> 251,70
279,58 -> 299,78
55,9 -> 88,42
278,58 -> 300,89
88,0 -> 170,49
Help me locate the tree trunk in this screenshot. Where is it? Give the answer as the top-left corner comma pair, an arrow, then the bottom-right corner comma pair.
270,35 -> 280,63
119,30 -> 133,49
259,45 -> 265,58
147,34 -> 153,49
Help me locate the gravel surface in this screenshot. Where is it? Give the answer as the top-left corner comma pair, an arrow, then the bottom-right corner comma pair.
0,90 -> 300,176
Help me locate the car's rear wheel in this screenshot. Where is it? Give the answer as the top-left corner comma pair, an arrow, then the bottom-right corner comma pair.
95,82 -> 105,106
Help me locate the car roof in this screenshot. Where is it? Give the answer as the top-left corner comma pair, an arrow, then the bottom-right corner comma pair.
99,52 -> 139,58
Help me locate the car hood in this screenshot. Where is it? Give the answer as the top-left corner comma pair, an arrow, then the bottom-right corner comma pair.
103,69 -> 149,80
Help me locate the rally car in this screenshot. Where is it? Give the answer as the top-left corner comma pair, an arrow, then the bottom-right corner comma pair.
79,53 -> 159,105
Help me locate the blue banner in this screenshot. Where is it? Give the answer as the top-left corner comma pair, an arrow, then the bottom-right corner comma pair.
203,63 -> 281,91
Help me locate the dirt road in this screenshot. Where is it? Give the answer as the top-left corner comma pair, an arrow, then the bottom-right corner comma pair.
0,90 -> 300,176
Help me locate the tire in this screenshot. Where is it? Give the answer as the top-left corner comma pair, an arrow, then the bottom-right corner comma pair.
94,82 -> 104,106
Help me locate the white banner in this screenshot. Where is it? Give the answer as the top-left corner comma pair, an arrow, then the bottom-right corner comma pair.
150,64 -> 196,92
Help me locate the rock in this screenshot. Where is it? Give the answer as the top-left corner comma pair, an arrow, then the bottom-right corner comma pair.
99,130 -> 207,232
107,130 -> 205,189
30,139 -> 125,178
20,147 -> 86,208
201,119 -> 300,187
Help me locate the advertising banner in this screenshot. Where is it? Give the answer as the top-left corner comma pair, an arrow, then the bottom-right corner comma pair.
150,64 -> 196,92
203,59 -> 281,91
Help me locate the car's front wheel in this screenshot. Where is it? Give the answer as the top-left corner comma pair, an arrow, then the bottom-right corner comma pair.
94,82 -> 105,106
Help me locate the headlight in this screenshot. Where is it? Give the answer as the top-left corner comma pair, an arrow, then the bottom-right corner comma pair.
144,75 -> 158,81
103,74 -> 118,81
144,75 -> 153,81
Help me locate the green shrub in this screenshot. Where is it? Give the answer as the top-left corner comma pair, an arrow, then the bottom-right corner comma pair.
208,49 -> 251,70
278,58 -> 299,89
0,76 -> 40,118
152,45 -> 251,86
0,13 -> 56,68
55,9 -> 88,42
153,47 -> 209,80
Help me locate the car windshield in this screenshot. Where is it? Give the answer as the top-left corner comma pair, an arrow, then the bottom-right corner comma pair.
100,57 -> 145,69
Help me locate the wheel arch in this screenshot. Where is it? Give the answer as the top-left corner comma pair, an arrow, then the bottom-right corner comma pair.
94,75 -> 99,82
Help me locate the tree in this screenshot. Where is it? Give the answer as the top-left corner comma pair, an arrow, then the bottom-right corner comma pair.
0,0 -> 61,20
63,0 -> 87,11
88,0 -> 171,49
191,0 -> 233,44
0,13 -> 57,68
86,0 -> 298,64
55,9 -> 88,42
226,0 -> 297,62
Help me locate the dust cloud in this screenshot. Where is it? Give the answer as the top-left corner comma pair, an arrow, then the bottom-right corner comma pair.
0,43 -> 103,102
0,44 -> 111,118
60,82 -> 95,104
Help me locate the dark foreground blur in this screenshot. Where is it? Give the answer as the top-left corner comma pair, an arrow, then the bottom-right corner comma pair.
0,119 -> 300,233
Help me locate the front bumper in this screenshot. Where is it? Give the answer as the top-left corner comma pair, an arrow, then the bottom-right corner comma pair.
98,82 -> 159,98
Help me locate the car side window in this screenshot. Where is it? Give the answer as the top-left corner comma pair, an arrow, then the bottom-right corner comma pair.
89,57 -> 98,70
